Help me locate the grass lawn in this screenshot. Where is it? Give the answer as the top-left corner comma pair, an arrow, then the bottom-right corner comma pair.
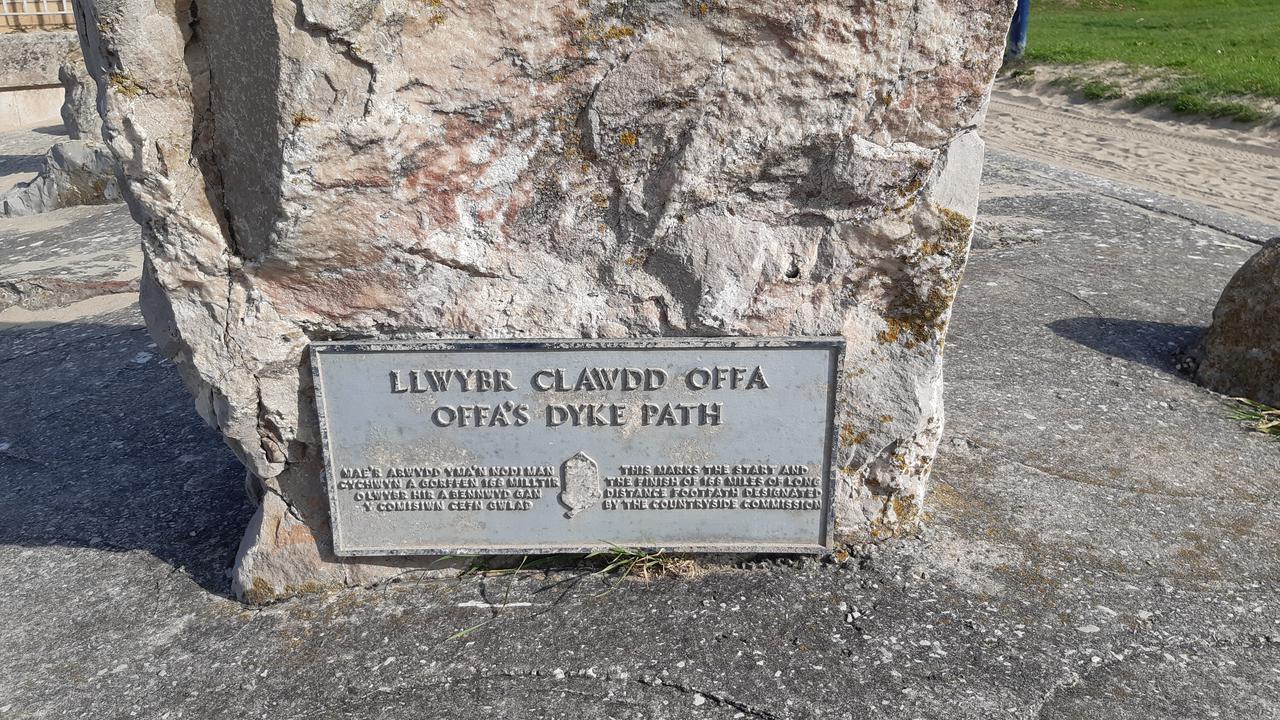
1022,0 -> 1280,121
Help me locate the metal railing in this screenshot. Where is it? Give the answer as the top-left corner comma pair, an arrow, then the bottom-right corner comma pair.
1,0 -> 77,31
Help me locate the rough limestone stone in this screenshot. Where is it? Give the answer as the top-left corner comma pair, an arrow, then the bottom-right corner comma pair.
1194,237 -> 1280,407
59,57 -> 101,142
75,0 -> 1011,602
0,31 -> 80,89
0,140 -> 120,216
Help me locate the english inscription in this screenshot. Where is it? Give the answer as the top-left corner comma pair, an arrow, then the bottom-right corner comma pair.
311,338 -> 841,555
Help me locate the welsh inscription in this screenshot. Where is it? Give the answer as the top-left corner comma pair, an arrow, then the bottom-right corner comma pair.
311,339 -> 841,555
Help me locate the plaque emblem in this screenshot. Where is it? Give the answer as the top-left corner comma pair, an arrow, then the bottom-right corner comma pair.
558,451 -> 601,518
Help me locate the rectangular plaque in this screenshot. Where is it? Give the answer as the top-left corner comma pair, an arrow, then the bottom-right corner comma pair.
310,338 -> 842,555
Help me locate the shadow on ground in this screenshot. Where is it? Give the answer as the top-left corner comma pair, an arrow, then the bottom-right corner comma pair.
1047,316 -> 1203,375
0,153 -> 46,177
0,312 -> 250,596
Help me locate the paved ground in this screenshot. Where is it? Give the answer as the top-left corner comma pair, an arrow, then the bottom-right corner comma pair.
1,135 -> 1279,718
0,125 -> 60,195
0,126 -> 139,324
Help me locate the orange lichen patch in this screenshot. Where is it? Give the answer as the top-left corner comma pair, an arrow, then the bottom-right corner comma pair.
602,24 -> 635,40
414,0 -> 446,26
684,0 -> 727,15
876,205 -> 974,350
937,207 -> 974,239
573,14 -> 640,49
108,72 -> 144,98
243,577 -> 325,605
927,482 -> 964,512
243,577 -> 276,605
879,415 -> 893,423
890,171 -> 931,212
623,248 -> 651,266
618,130 -> 639,147
840,423 -> 869,446
868,494 -> 924,540
897,174 -> 924,198
291,112 -> 318,128
286,581 -> 326,596
876,285 -> 955,348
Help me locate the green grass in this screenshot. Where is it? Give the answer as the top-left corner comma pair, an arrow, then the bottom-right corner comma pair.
1132,88 -> 1266,121
1023,0 -> 1279,120
1050,75 -> 1126,100
1231,398 -> 1280,438
1081,80 -> 1126,100
588,544 -> 695,595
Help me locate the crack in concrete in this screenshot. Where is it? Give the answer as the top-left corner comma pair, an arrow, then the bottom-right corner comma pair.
1006,271 -> 1105,318
313,667 -> 785,720
1086,189 -> 1268,246
962,435 -> 1278,506
651,677 -> 783,719
999,152 -> 1277,245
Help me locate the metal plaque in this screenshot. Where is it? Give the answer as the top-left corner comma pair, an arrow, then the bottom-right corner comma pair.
310,338 -> 842,556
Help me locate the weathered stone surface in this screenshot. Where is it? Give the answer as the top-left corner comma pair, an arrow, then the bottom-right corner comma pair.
76,0 -> 1011,601
1194,237 -> 1280,407
0,30 -> 79,89
59,57 -> 101,142
0,139 -> 120,216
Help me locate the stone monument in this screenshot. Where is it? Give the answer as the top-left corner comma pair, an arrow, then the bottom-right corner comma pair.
75,0 -> 1012,601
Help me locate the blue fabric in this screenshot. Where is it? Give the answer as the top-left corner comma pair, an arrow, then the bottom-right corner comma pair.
1006,0 -> 1030,62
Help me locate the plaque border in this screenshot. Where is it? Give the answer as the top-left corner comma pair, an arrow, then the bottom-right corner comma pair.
310,337 -> 844,557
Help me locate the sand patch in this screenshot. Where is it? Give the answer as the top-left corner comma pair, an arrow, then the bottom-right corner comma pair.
986,70 -> 1280,226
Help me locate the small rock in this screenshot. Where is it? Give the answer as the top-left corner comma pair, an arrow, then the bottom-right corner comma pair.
1193,237 -> 1280,406
0,140 -> 120,217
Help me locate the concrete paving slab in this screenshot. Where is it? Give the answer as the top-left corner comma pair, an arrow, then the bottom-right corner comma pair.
0,125 -> 64,195
0,158 -> 138,320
